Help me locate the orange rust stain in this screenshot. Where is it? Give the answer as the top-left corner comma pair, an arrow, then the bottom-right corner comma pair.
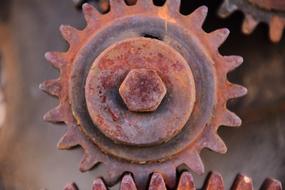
158,6 -> 176,32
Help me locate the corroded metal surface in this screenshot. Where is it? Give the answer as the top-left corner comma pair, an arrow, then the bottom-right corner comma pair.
84,39 -> 195,145
63,172 -> 283,190
40,0 -> 247,189
219,0 -> 285,42
118,68 -> 167,113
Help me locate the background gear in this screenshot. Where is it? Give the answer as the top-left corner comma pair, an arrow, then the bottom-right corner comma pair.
219,0 -> 285,42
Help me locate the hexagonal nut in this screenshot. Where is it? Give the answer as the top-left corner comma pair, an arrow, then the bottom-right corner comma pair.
119,68 -> 167,112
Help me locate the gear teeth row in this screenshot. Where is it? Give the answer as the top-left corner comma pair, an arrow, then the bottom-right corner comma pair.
63,172 -> 282,190
218,0 -> 285,43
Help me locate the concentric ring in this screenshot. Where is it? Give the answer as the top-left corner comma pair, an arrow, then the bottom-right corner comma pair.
69,15 -> 215,162
85,37 -> 196,146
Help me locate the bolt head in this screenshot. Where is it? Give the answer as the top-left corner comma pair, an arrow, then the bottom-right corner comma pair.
119,69 -> 167,112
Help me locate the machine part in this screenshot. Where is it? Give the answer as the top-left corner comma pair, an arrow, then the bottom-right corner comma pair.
219,0 -> 285,42
40,0 -> 247,189
63,172 -> 282,190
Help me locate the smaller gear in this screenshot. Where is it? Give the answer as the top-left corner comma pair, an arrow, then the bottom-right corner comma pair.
219,0 -> 285,42
63,172 -> 282,190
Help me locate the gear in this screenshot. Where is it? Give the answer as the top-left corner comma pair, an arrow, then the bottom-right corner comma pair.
64,172 -> 282,190
40,0 -> 247,189
219,0 -> 285,42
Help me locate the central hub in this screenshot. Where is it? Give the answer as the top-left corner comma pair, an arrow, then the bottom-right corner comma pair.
119,69 -> 167,112
85,37 -> 196,146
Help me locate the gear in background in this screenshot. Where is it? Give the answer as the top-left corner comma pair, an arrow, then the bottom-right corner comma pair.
40,0 -> 247,189
219,0 -> 285,43
64,172 -> 282,190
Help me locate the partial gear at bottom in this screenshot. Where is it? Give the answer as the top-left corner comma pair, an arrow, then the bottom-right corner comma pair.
64,172 -> 282,190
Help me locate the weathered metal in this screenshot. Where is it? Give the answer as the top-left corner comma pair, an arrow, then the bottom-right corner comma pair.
63,172 -> 282,190
41,0 -> 247,189
118,68 -> 167,113
85,38 -> 195,146
219,0 -> 285,42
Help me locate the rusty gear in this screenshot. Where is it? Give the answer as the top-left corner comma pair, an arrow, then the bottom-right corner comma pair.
219,0 -> 285,42
64,172 -> 282,190
40,0 -> 247,189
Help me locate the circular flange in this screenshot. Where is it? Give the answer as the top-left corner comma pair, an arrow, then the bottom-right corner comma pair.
69,15 -> 216,163
85,37 -> 195,146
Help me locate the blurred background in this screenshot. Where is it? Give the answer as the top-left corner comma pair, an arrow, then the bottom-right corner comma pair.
0,0 -> 284,189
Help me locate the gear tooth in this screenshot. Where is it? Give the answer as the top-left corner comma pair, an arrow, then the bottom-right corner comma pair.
39,79 -> 62,97
231,175 -> 253,190
136,0 -> 153,7
45,51 -> 67,69
57,127 -> 79,150
204,172 -> 224,190
189,6 -> 208,28
208,28 -> 230,48
226,83 -> 247,99
164,0 -> 181,14
160,167 -> 177,189
120,174 -> 137,190
221,109 -> 242,127
92,178 -> 107,190
205,133 -> 227,154
184,151 -> 205,175
44,105 -> 65,123
218,1 -> 237,18
269,16 -> 284,43
177,172 -> 195,190
134,0 -> 154,11
242,14 -> 258,35
223,55 -> 243,72
59,25 -> 80,44
79,153 -> 98,172
82,3 -> 100,24
110,0 -> 125,9
149,173 -> 167,190
59,126 -> 100,172
260,178 -> 282,190
64,183 -> 78,190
